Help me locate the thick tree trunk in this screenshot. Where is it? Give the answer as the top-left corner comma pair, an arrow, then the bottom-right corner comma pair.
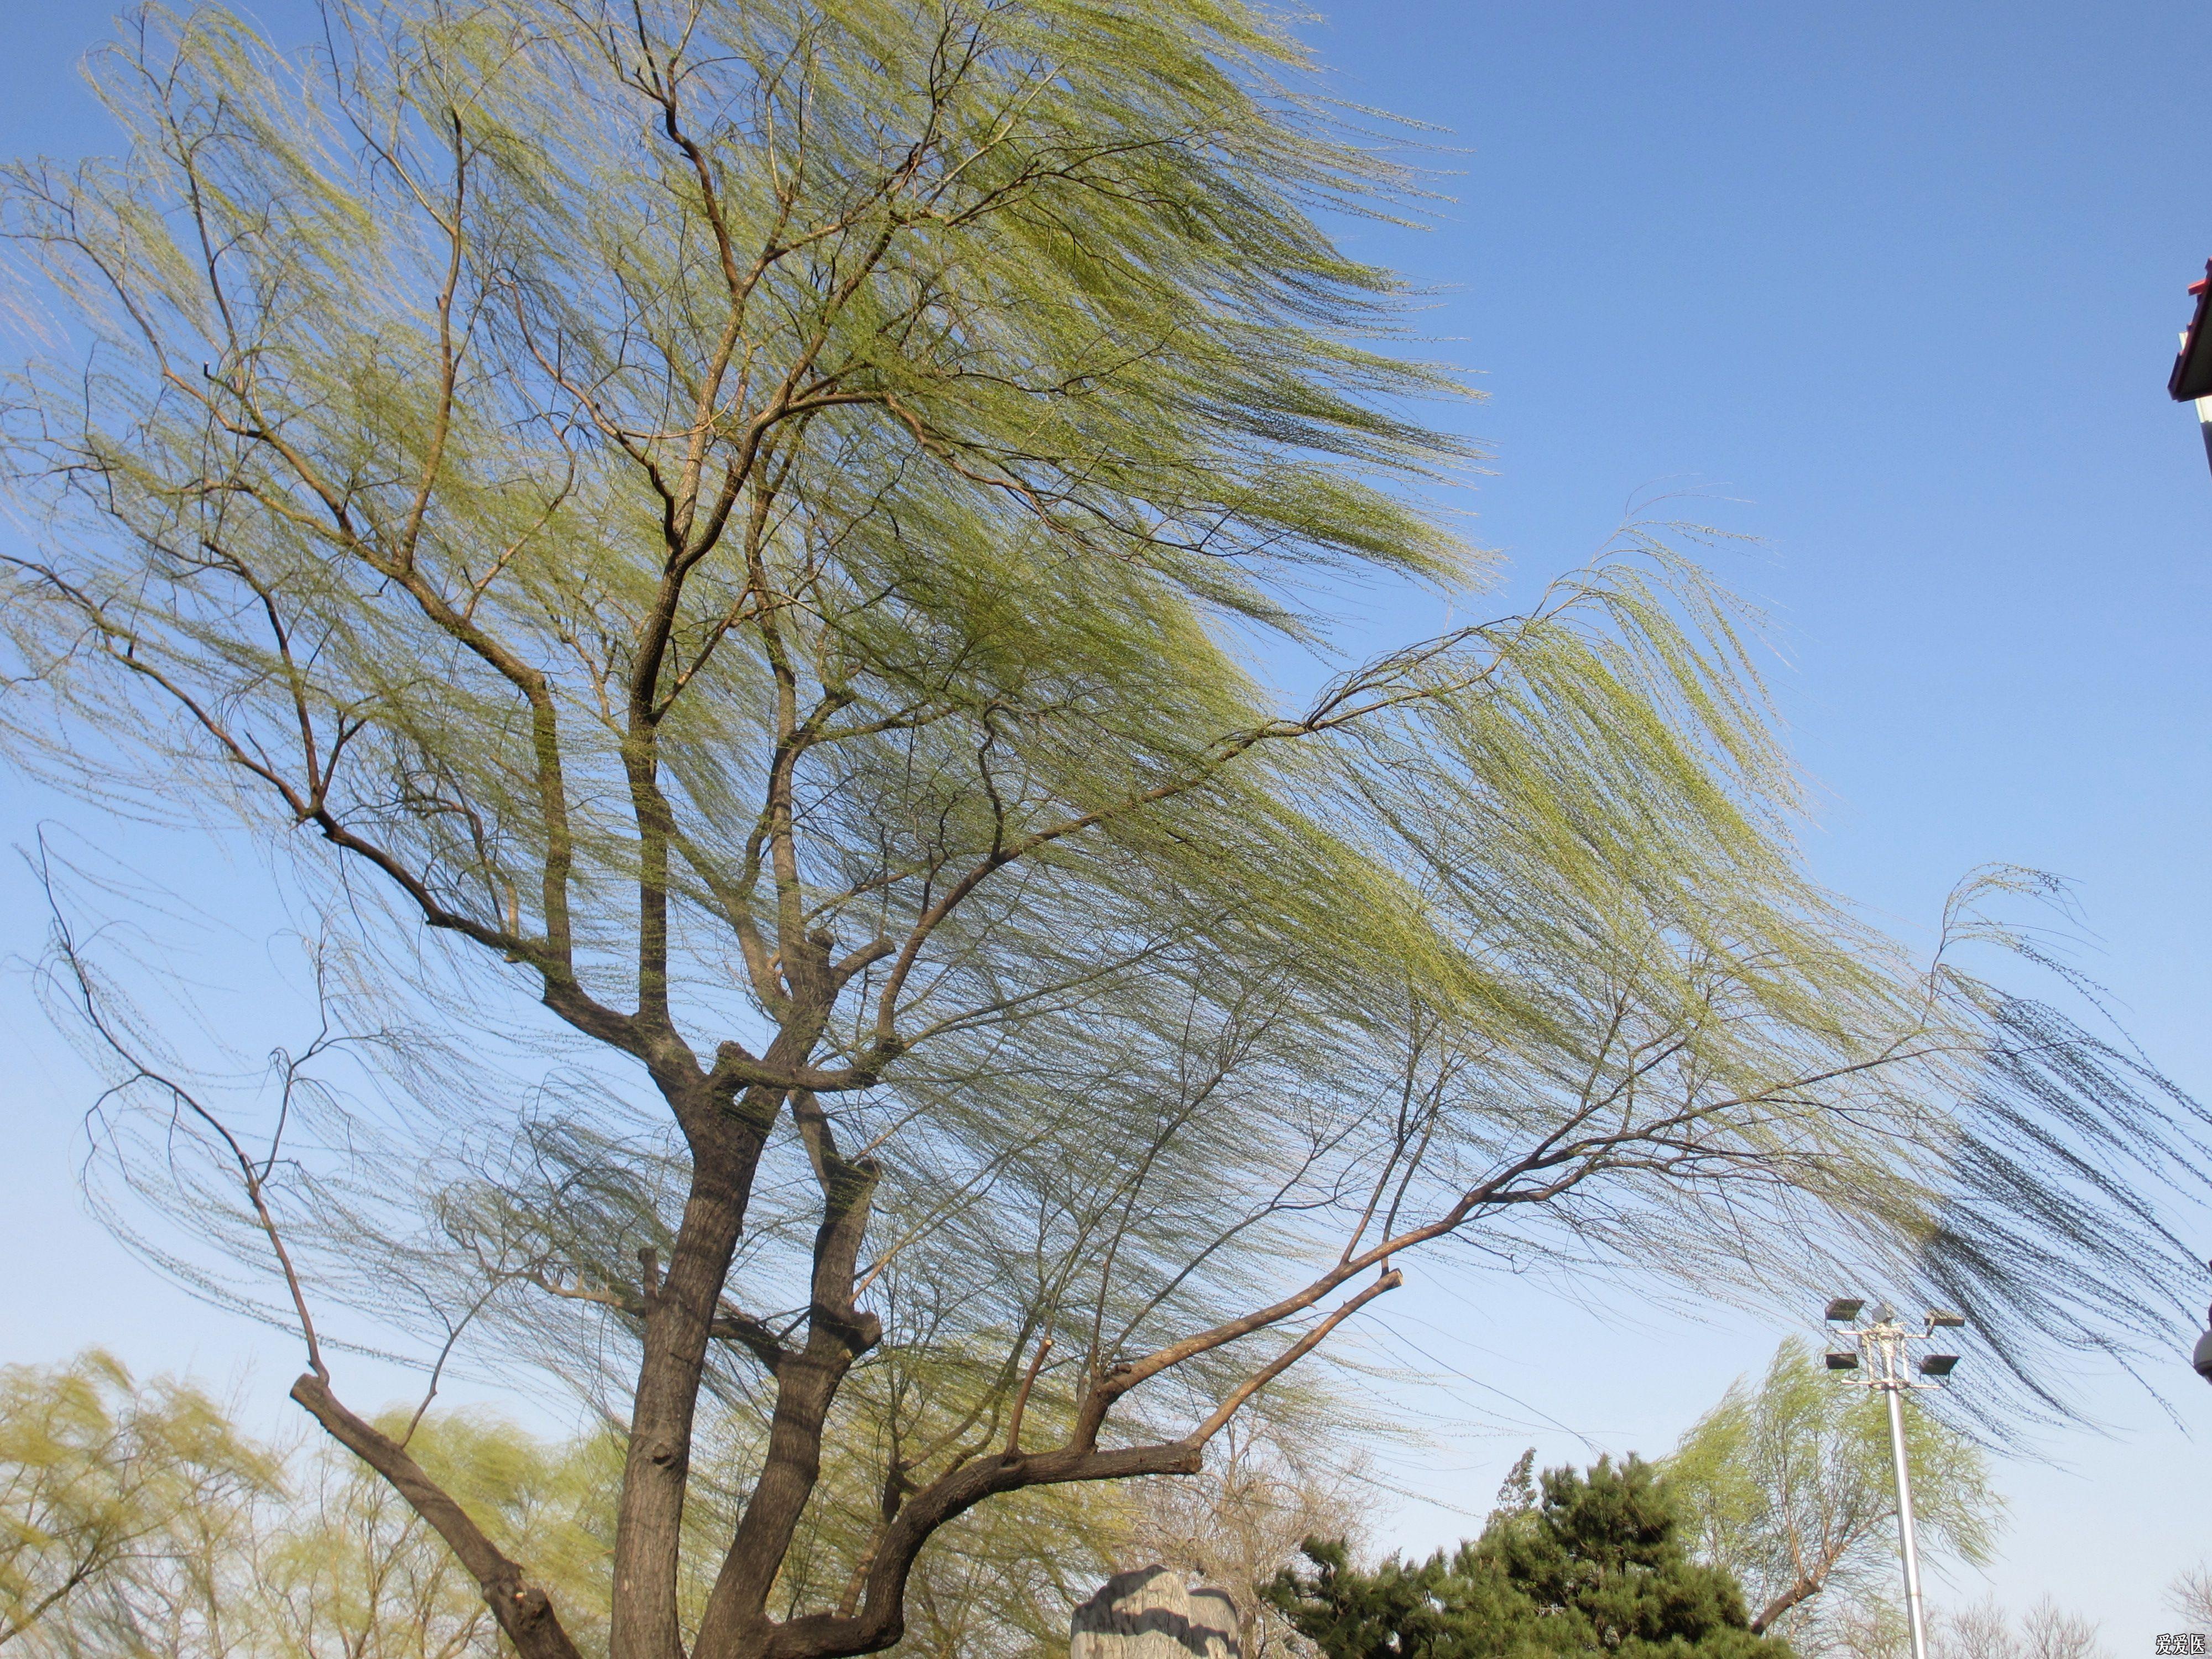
611,1097 -> 779,1659
696,1344 -> 868,1656
694,1105 -> 882,1658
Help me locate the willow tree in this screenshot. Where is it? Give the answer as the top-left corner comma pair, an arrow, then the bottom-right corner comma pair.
2,4 -> 2203,1659
1668,1340 -> 2000,1650
0,1351 -> 280,1656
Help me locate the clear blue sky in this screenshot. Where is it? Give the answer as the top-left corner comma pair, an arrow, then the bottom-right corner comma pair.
4,0 -> 2210,1645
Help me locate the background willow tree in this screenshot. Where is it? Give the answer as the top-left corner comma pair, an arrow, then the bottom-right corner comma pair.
0,1347 -> 1154,1659
1668,1339 -> 2000,1655
0,1350 -> 279,1656
1,3 -> 2205,1659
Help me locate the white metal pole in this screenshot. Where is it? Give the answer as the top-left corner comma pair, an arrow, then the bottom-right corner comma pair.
1882,1345 -> 1931,1659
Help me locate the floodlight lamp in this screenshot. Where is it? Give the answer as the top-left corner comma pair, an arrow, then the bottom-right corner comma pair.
1823,1297 -> 1864,1323
2192,1328 -> 2212,1385
1825,1350 -> 1860,1371
1918,1354 -> 1959,1378
1927,1310 -> 1966,1330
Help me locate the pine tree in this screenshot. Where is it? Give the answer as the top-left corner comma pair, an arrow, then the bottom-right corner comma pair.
1266,1457 -> 1788,1659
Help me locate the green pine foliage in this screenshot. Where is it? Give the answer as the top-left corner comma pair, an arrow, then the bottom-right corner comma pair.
1266,1458 -> 1787,1659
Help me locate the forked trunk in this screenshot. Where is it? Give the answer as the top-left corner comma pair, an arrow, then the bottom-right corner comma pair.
611,1103 -> 779,1659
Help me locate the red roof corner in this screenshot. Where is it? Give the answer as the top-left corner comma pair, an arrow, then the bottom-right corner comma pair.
2171,259 -> 2212,401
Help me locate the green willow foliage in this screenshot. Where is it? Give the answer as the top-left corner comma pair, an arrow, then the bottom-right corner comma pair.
0,1348 -> 1119,1659
0,1350 -> 280,1656
1667,1340 -> 1999,1654
1,2 -> 2206,1657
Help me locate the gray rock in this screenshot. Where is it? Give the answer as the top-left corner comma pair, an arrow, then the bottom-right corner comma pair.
1070,1566 -> 1241,1659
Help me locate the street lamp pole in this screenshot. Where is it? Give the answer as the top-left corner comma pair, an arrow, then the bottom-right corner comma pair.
1882,1359 -> 1929,1659
1822,1298 -> 1964,1659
